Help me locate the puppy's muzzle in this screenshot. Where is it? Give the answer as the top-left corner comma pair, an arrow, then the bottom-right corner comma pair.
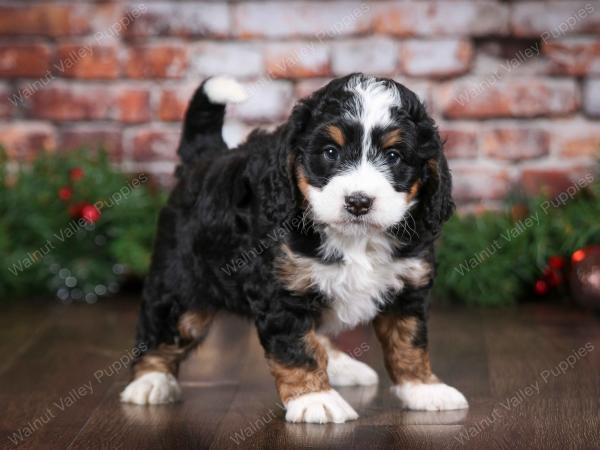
344,192 -> 373,216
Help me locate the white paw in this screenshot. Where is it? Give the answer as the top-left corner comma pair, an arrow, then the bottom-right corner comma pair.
204,76 -> 248,104
120,372 -> 181,405
392,382 -> 468,411
285,390 -> 359,424
327,352 -> 379,386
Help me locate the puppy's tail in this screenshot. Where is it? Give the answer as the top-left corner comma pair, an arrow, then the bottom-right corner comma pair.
178,76 -> 248,165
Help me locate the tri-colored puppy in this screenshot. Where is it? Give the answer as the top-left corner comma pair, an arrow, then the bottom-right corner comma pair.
120,73 -> 468,423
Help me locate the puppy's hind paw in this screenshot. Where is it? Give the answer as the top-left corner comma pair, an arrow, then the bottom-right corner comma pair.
327,352 -> 379,386
392,382 -> 468,411
120,372 -> 181,405
285,390 -> 359,424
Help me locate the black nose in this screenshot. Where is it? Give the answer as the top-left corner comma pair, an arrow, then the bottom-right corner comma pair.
344,192 -> 373,216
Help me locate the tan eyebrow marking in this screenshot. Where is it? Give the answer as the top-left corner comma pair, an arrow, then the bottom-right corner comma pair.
382,129 -> 402,149
326,125 -> 345,146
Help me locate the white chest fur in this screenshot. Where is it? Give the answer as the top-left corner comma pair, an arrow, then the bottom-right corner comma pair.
277,230 -> 431,335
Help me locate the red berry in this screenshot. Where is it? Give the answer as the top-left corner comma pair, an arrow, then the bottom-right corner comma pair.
81,204 -> 101,223
571,249 -> 587,264
58,186 -> 73,201
548,256 -> 565,270
69,167 -> 84,182
534,279 -> 549,295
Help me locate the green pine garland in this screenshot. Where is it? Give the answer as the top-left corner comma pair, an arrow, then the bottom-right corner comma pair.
434,171 -> 600,306
1,148 -> 598,306
0,148 -> 165,302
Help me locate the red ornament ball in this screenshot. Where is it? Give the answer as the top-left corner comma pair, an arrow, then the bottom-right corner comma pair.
81,204 -> 101,223
58,186 -> 73,201
569,246 -> 600,310
69,167 -> 84,182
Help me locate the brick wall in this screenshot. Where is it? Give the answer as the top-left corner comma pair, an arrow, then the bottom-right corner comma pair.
1,1 -> 599,208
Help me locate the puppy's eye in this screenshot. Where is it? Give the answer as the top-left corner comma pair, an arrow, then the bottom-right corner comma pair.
385,150 -> 401,166
323,146 -> 339,162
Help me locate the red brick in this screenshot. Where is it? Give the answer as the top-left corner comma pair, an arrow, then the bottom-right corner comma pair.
511,2 -> 600,38
28,84 -> 112,121
60,125 -> 123,160
0,83 -> 13,118
482,128 -> 549,161
126,45 -> 188,79
560,134 -> 600,158
520,167 -> 589,198
451,163 -> 511,202
332,38 -> 397,75
127,126 -> 180,162
192,43 -> 263,78
373,2 -> 509,37
0,44 -> 51,78
553,124 -> 600,158
584,79 -> 600,117
437,78 -> 579,119
28,83 -> 150,122
544,38 -> 600,76
400,39 -> 473,78
123,3 -> 229,38
57,44 -> 120,79
266,43 -> 330,79
0,123 -> 56,160
439,126 -> 478,159
0,4 -> 90,37
116,88 -> 151,123
233,1 -> 370,38
158,84 -> 196,122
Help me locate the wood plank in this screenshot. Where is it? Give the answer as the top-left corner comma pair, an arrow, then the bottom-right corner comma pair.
1,300 -> 598,449
0,299 -> 138,449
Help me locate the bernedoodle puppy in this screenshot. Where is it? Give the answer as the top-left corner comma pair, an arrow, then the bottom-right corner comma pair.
120,73 -> 468,423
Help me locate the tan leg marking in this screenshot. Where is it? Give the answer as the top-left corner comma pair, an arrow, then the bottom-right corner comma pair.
267,331 -> 330,404
132,310 -> 214,379
373,315 -> 437,384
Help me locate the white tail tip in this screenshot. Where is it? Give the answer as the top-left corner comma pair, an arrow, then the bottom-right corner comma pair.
204,76 -> 248,104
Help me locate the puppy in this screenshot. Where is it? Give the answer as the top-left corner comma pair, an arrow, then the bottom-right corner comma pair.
120,73 -> 468,423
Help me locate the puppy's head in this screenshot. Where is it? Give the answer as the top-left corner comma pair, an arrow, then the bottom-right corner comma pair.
286,73 -> 453,237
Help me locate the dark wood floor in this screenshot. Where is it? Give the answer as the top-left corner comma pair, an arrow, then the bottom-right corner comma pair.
1,298 -> 599,450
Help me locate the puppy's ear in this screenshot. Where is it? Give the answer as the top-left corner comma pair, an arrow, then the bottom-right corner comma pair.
415,114 -> 455,236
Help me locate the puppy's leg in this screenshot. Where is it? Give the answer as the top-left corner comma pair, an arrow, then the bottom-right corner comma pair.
316,335 -> 378,387
257,317 -> 358,424
120,309 -> 214,405
373,313 -> 468,411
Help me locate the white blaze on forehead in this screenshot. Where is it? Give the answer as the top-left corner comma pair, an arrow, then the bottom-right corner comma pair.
344,75 -> 401,160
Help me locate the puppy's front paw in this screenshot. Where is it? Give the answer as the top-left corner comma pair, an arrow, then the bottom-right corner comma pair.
327,352 -> 379,386
392,382 -> 468,411
120,372 -> 181,405
285,390 -> 359,423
